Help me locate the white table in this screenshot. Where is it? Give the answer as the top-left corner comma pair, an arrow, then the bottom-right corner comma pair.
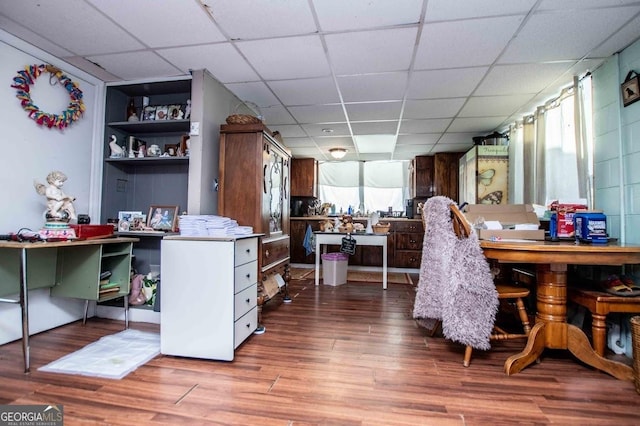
314,232 -> 389,289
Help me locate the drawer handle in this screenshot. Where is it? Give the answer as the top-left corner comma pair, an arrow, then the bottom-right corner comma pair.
246,248 -> 251,254
246,298 -> 250,304
246,273 -> 251,279
265,249 -> 270,258
410,239 -> 416,244
246,323 -> 251,329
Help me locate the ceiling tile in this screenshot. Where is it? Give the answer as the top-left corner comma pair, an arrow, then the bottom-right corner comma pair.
415,16 -> 523,69
474,63 -> 575,97
345,102 -> 402,121
438,132 -> 481,144
84,52 -> 182,80
224,82 -> 280,108
350,121 -> 399,135
268,77 -> 340,105
399,118 -> 452,133
459,94 -> 535,117
425,0 -> 536,21
158,43 -> 259,83
0,16 -> 74,58
337,73 -> 408,102
267,124 -> 308,138
407,67 -> 488,98
279,137 -> 317,147
499,7 -> 640,63
313,0 -> 423,32
431,143 -> 470,153
301,123 -> 351,137
314,136 -> 355,148
288,104 -> 347,123
447,117 -> 509,133
396,134 -> 441,145
206,0 -> 317,39
260,105 -> 297,125
403,98 -> 466,119
89,0 -> 226,47
588,13 -> 640,58
236,35 -> 330,80
354,134 -> 396,153
325,28 -> 417,75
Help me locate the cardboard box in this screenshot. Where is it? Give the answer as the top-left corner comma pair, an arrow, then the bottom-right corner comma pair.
464,204 -> 545,240
550,202 -> 588,238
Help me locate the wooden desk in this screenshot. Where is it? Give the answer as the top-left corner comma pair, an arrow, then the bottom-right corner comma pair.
314,232 -> 388,289
480,240 -> 640,380
0,237 -> 137,373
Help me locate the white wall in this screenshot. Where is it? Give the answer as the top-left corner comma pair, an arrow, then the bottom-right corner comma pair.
0,30 -> 104,345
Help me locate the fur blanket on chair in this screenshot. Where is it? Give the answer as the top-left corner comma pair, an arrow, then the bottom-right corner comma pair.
413,196 -> 499,350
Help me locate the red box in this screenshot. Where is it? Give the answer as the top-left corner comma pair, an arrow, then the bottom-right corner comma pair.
70,224 -> 114,240
550,202 -> 587,238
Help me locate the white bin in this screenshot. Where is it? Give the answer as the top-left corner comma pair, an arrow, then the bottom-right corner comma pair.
321,252 -> 348,286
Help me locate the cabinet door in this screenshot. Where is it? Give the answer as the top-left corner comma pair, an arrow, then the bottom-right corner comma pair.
434,152 -> 462,201
291,158 -> 317,197
264,141 -> 287,236
414,156 -> 434,198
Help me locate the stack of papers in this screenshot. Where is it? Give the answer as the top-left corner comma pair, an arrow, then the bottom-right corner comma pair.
178,215 -> 253,237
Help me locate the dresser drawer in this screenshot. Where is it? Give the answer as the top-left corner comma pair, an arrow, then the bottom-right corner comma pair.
394,220 -> 423,233
262,235 -> 290,268
234,307 -> 257,348
235,260 -> 258,293
234,283 -> 257,320
235,237 -> 258,266
396,233 -> 423,250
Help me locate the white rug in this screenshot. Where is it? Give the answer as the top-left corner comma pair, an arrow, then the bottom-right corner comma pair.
38,329 -> 160,379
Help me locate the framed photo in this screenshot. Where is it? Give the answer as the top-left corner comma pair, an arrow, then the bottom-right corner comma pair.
155,105 -> 169,120
142,105 -> 156,121
621,72 -> 640,107
147,205 -> 179,232
117,211 -> 143,232
130,213 -> 147,231
168,104 -> 184,120
164,143 -> 179,156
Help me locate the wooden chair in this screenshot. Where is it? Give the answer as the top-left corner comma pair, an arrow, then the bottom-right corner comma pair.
568,288 -> 640,356
426,203 -> 532,367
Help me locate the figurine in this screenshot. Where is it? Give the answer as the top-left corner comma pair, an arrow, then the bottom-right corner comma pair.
109,135 -> 124,158
34,171 -> 77,222
184,99 -> 191,120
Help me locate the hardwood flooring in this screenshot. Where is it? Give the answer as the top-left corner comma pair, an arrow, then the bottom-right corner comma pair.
1,278 -> 639,425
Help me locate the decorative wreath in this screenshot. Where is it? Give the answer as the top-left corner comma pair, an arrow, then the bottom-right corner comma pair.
11,64 -> 85,129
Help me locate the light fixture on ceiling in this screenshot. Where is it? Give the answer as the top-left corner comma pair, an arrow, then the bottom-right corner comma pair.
329,148 -> 347,159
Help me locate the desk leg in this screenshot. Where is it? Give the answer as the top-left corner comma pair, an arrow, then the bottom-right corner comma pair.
382,242 -> 388,290
315,240 -> 321,286
567,324 -> 633,381
19,248 -> 30,373
505,322 -> 547,375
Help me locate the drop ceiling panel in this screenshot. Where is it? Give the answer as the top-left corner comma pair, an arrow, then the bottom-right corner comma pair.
588,14 -> 640,58
236,35 -> 330,80
278,137 -> 317,147
89,0 -> 226,47
474,63 -> 576,97
499,7 -> 640,63
345,102 -> 403,121
460,94 -> 535,117
288,104 -> 347,124
431,143 -> 470,153
447,117 -> 509,133
350,121 -> 399,135
313,0 -> 423,32
301,123 -> 351,137
268,77 -> 340,105
414,16 -> 523,69
337,73 -> 409,102
224,82 -> 280,108
425,0 -> 536,21
158,44 -> 259,83
325,28 -> 418,75
396,134 -> 441,145
314,136 -> 355,147
207,0 -> 317,39
438,132 -> 478,144
0,17 -> 73,58
260,105 -> 297,125
0,0 -> 144,56
267,124 -> 307,138
403,98 -> 466,119
399,118 -> 452,133
85,51 -> 182,80
407,68 -> 488,99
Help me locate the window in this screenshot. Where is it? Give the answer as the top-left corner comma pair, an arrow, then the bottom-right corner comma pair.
318,160 -> 410,214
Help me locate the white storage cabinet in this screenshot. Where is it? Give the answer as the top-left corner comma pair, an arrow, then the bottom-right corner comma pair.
160,235 -> 259,360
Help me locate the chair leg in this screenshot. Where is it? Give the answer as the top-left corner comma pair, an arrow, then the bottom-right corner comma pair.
515,297 -> 531,334
463,345 -> 473,367
591,313 -> 607,357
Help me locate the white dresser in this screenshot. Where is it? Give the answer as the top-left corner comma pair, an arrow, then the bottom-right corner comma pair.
160,235 -> 259,360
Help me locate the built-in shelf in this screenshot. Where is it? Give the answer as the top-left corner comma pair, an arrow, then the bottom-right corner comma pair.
108,119 -> 190,134
105,156 -> 189,165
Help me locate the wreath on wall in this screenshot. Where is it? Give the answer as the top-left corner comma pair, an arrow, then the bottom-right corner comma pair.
11,64 -> 85,129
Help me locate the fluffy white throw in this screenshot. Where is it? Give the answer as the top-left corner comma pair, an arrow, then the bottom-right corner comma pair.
413,196 -> 499,350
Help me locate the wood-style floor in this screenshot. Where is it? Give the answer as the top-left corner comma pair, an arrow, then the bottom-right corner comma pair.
1,277 -> 639,425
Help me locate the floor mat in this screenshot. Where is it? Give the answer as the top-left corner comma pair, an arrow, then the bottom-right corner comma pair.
290,267 -> 413,285
38,329 -> 160,379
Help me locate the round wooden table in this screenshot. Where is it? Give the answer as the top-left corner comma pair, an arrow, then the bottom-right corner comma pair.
480,240 -> 640,380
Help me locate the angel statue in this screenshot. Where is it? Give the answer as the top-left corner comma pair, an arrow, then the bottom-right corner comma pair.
34,171 -> 77,222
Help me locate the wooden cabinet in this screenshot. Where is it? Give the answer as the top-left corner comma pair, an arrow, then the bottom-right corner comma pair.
160,236 -> 259,360
393,221 -> 423,268
414,155 -> 434,198
291,158 -> 318,197
434,152 -> 463,202
218,124 -> 292,322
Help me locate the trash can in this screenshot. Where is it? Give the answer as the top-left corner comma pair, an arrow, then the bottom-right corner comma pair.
321,252 -> 348,286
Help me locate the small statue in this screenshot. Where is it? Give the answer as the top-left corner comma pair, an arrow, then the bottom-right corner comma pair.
109,135 -> 125,158
184,99 -> 191,120
34,171 -> 77,222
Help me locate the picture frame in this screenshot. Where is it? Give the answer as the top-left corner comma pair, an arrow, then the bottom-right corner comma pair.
164,143 -> 179,156
168,104 -> 184,120
142,105 -> 156,121
147,205 -> 179,232
155,105 -> 169,121
117,211 -> 143,232
621,71 -> 640,107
